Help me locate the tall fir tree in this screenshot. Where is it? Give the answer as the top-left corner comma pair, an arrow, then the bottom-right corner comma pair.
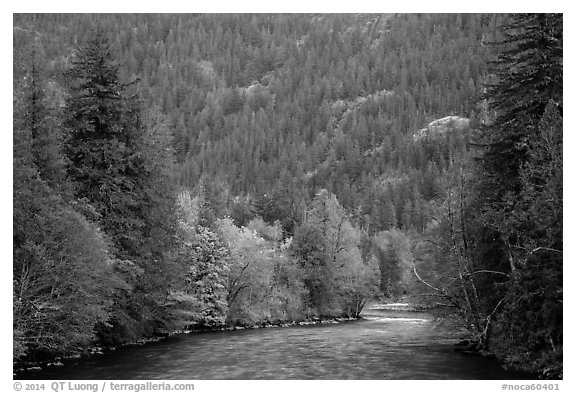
480,13 -> 562,202
63,30 -> 147,259
62,31 -> 181,344
470,14 -> 563,377
15,40 -> 67,190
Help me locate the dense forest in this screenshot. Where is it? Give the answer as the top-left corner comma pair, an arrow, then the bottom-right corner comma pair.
13,14 -> 562,378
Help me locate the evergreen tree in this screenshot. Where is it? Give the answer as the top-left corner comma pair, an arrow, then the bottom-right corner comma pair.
13,36 -> 120,360
15,14 -> 560,375
63,30 -> 147,258
62,31 -> 183,345
15,40 -> 67,190
490,102 -> 563,378
468,14 -> 563,377
480,14 -> 562,200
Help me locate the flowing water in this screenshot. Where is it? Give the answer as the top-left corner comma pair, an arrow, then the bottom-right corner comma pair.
18,304 -> 532,380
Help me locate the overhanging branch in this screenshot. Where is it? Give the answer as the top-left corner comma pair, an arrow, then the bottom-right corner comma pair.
412,264 -> 443,294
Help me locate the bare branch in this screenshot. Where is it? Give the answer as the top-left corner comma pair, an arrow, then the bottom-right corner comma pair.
503,237 -> 516,273
412,264 -> 444,294
510,244 -> 529,252
465,270 -> 509,278
227,283 -> 249,304
489,296 -> 507,320
229,258 -> 252,289
481,294 -> 508,345
433,302 -> 458,308
529,247 -> 562,256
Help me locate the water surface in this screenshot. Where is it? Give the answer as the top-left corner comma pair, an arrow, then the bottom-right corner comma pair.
19,304 -> 532,379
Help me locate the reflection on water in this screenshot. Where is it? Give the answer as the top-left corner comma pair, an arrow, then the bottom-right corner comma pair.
18,304 -> 533,380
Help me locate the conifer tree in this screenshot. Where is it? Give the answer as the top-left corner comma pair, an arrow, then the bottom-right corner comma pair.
492,102 -> 563,378
481,14 -> 562,200
63,30 -> 146,258
15,41 -> 67,190
469,14 -> 563,377
63,31 -> 181,344
13,35 -> 120,360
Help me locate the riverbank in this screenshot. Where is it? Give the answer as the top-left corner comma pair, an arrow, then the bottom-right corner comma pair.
370,302 -> 553,379
16,302 -> 550,380
14,316 -> 360,376
453,338 -> 557,379
15,305 -> 533,380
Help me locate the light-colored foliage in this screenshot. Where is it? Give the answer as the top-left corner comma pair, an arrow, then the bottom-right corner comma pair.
165,192 -> 230,328
13,204 -> 120,357
372,229 -> 413,297
176,190 -> 201,236
217,218 -> 306,324
246,217 -> 283,244
292,190 -> 379,317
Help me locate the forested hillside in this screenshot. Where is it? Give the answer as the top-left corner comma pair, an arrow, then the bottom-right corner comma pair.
13,13 -> 562,378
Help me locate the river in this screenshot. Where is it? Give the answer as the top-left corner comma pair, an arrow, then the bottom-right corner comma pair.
18,304 -> 532,380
